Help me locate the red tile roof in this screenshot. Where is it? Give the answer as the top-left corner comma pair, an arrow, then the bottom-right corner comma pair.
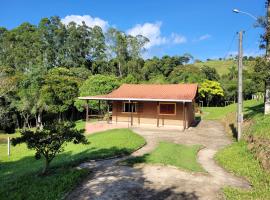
79,84 -> 198,102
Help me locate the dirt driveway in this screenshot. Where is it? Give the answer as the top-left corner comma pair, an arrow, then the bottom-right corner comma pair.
67,121 -> 250,200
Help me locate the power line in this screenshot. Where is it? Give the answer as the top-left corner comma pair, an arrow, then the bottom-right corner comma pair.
223,33 -> 237,59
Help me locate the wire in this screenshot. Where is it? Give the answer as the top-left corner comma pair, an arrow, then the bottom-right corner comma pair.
223,33 -> 237,59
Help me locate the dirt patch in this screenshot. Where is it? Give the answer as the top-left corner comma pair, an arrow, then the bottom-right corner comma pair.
247,135 -> 270,171
67,121 -> 250,200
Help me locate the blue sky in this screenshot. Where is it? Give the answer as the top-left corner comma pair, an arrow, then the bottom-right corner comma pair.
0,0 -> 266,60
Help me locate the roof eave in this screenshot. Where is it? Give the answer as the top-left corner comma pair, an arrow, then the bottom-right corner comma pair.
78,97 -> 192,102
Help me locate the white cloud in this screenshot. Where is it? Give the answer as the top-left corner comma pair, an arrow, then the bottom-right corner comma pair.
61,15 -> 109,30
127,22 -> 187,48
127,22 -> 168,49
193,34 -> 211,42
171,33 -> 187,44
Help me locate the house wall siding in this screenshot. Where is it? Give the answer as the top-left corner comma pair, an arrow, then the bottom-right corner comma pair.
112,101 -> 194,128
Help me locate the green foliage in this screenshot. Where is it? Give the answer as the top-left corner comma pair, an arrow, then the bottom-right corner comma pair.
121,74 -> 139,84
0,97 -> 17,133
11,121 -> 88,174
148,74 -> 168,84
124,142 -> 204,172
75,74 -> 120,112
201,65 -> 220,81
169,65 -> 204,83
1,128 -> 145,199
199,80 -> 224,106
41,67 -> 87,116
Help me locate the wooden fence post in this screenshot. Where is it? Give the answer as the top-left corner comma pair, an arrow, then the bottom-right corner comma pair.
7,137 -> 10,157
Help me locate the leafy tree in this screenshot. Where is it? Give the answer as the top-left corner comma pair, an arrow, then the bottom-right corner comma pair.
0,23 -> 41,72
142,57 -> 163,80
125,58 -> 144,79
11,121 -> 88,175
107,28 -> 129,77
127,35 -> 149,60
169,65 -> 204,83
148,75 -> 168,84
0,96 -> 17,133
252,57 -> 270,92
201,65 -> 220,81
38,17 -> 67,69
41,67 -> 87,120
121,74 -> 139,84
199,80 -> 224,106
75,75 -> 120,112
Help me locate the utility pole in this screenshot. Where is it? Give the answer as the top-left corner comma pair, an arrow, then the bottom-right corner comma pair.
265,0 -> 270,115
237,31 -> 243,141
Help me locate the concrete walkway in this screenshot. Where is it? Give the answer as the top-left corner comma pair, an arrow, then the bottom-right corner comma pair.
67,121 -> 250,200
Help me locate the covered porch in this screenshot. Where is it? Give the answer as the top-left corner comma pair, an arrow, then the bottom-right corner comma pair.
79,98 -> 192,131
78,84 -> 197,131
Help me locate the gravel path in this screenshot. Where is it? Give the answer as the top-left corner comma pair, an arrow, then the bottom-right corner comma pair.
67,121 -> 250,200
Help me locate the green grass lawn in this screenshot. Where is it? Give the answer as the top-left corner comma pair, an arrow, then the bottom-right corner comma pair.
245,107 -> 270,139
215,141 -> 270,200
0,128 -> 146,200
123,142 -> 204,172
201,100 -> 263,120
75,119 -> 86,131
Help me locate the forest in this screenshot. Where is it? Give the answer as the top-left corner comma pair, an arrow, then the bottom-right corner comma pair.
0,16 -> 269,132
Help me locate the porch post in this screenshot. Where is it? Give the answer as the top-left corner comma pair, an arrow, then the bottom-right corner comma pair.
157,102 -> 159,127
107,101 -> 110,124
86,100 -> 89,122
130,102 -> 133,126
98,100 -> 101,120
182,102 -> 186,131
116,102 -> 118,124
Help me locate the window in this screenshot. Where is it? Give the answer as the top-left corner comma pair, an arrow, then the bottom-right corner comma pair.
122,102 -> 137,113
159,103 -> 176,115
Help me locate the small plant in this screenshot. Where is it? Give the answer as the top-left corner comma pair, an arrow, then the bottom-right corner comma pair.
11,121 -> 88,175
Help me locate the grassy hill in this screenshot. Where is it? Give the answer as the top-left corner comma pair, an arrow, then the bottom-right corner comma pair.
194,59 -> 256,76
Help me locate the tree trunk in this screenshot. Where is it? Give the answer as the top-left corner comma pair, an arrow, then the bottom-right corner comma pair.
42,158 -> 50,175
37,111 -> 43,129
58,113 -> 62,122
118,61 -> 122,77
26,114 -> 30,129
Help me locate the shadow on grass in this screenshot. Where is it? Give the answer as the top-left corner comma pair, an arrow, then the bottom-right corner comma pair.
0,146 -> 141,200
244,103 -> 264,119
229,123 -> 238,140
1,146 -> 200,200
0,146 -> 135,181
120,153 -> 150,167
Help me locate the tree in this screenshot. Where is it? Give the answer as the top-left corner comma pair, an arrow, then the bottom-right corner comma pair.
199,80 -> 224,107
107,28 -> 129,77
75,75 -> 120,112
0,96 -> 17,133
201,65 -> 220,81
142,57 -> 163,80
127,35 -> 149,60
11,121 -> 88,175
41,67 -> 88,120
168,65 -> 204,83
